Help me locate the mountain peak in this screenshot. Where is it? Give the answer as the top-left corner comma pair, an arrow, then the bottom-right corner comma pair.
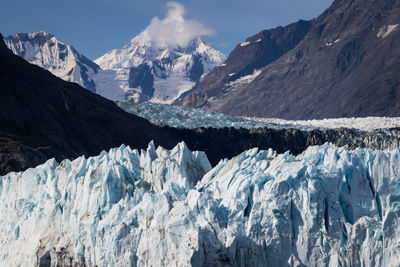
5,32 -> 99,92
9,31 -> 55,43
27,31 -> 54,38
6,30 -> 224,105
93,33 -> 225,104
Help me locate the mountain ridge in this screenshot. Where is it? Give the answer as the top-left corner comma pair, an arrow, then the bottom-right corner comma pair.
175,0 -> 400,119
5,31 -> 99,92
5,31 -> 225,104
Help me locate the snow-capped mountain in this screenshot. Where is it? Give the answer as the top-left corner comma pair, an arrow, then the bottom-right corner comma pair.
5,32 -> 99,92
94,31 -> 225,103
5,31 -> 225,104
1,141 -> 399,266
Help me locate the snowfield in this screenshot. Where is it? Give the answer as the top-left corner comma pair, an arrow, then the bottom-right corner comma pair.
118,101 -> 400,131
0,142 -> 399,266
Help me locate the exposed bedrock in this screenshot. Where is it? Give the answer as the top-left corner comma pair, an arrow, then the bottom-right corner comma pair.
163,126 -> 400,166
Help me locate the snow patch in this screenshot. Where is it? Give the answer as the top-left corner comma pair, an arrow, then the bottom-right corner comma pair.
92,68 -> 131,102
325,38 -> 340,47
151,76 -> 195,104
240,41 -> 251,47
377,24 -> 399,38
227,69 -> 261,88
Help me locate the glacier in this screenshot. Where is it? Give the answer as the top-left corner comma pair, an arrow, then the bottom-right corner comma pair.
118,101 -> 400,131
1,141 -> 400,266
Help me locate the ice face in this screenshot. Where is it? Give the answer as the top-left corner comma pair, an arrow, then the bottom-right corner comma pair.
0,142 -> 399,266
0,142 -> 211,266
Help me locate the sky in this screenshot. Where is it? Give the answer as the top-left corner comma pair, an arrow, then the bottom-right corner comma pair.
1,0 -> 333,60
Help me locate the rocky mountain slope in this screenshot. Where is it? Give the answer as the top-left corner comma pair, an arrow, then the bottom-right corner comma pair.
5,32 -> 99,92
1,141 -> 399,266
175,0 -> 400,119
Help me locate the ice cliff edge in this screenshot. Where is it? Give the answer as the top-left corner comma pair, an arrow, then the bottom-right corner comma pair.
0,141 -> 399,266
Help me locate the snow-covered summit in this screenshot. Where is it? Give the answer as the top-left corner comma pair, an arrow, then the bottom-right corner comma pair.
1,142 -> 399,266
94,33 -> 225,103
5,31 -> 99,92
96,32 -> 223,71
92,1 -> 225,103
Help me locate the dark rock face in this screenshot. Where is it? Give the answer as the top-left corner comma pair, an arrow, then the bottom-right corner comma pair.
175,20 -> 311,108
153,57 -> 175,79
0,36 -> 178,175
189,54 -> 204,82
127,52 -> 206,102
164,126 -> 400,166
128,64 -> 155,101
175,0 -> 400,119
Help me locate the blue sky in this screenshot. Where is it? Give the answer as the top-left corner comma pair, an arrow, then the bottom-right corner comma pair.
1,0 -> 333,60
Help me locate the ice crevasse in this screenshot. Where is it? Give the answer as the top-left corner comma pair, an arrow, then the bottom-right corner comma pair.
0,141 -> 399,266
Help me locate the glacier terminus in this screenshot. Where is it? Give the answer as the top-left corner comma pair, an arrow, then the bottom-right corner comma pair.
1,141 -> 399,266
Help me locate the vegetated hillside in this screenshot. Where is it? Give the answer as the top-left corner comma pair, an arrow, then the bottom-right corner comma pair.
175,0 -> 400,119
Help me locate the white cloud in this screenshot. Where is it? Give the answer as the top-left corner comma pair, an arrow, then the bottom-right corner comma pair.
143,2 -> 215,48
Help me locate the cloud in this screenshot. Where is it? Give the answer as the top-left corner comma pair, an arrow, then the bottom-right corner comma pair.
144,2 -> 215,47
